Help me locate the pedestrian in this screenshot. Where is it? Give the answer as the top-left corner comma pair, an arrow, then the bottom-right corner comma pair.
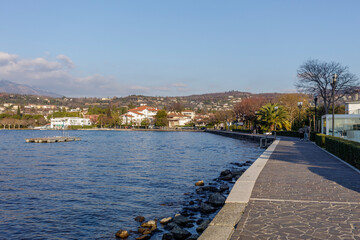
299,127 -> 304,141
304,125 -> 309,141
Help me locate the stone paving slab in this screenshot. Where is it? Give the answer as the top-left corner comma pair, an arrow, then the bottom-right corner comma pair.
231,138 -> 360,240
231,200 -> 360,240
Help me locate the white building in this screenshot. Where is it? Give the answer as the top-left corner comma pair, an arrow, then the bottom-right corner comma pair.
181,110 -> 196,120
321,101 -> 360,142
167,112 -> 192,128
345,101 -> 360,114
50,117 -> 92,129
121,105 -> 159,126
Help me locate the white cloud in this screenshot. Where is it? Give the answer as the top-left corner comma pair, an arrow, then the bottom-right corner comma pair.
0,52 -> 17,66
56,54 -> 74,68
0,51 -> 195,97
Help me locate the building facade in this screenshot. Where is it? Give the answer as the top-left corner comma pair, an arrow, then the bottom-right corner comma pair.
50,117 -> 92,129
321,101 -> 360,142
121,105 -> 159,126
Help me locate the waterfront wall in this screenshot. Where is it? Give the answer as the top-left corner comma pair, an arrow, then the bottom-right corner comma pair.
206,130 -> 275,145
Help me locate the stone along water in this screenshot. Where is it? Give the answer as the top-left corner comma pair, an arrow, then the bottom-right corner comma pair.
0,130 -> 264,239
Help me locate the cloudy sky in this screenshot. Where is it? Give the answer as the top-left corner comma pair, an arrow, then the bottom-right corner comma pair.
1,0 -> 360,97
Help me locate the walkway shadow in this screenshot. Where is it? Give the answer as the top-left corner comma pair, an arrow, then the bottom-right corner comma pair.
272,139 -> 360,194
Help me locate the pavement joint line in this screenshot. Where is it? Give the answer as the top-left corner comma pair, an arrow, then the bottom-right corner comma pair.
250,198 -> 360,205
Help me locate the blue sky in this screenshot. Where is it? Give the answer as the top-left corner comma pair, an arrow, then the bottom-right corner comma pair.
0,0 -> 359,97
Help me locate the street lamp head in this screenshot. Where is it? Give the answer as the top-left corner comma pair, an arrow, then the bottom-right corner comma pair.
333,73 -> 337,85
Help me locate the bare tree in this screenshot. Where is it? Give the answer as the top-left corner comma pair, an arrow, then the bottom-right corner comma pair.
296,59 -> 358,114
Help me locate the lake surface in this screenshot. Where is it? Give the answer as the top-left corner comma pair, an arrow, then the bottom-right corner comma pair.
0,130 -> 264,239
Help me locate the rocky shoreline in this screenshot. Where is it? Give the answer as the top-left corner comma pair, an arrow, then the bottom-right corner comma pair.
114,159 -> 255,240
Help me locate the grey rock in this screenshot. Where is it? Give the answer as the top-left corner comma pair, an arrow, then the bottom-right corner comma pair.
200,202 -> 216,214
164,222 -> 178,231
196,219 -> 211,233
201,186 -> 219,192
162,233 -> 173,240
219,184 -> 229,192
208,192 -> 226,207
220,170 -> 231,176
173,215 -> 192,226
221,173 -> 233,181
186,234 -> 199,240
170,225 -> 191,240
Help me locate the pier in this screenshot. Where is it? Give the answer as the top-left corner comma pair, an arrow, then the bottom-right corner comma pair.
200,131 -> 360,240
25,136 -> 81,143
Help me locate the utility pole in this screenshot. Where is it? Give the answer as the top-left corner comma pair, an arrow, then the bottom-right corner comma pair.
332,74 -> 337,136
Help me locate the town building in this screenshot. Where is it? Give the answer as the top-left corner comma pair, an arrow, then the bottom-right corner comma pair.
121,105 -> 159,126
167,112 -> 192,128
50,117 -> 92,129
321,101 -> 360,142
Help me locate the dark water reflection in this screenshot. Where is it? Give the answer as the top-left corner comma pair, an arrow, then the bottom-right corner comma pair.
0,130 -> 263,239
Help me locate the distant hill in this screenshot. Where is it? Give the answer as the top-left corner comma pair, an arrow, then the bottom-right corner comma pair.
0,80 -> 62,98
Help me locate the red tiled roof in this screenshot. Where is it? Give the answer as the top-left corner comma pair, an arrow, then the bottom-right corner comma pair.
129,106 -> 159,112
129,110 -> 144,115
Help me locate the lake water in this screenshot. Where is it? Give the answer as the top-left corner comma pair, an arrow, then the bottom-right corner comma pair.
0,130 -> 264,239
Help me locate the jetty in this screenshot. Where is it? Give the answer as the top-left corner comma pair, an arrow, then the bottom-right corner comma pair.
25,136 -> 81,143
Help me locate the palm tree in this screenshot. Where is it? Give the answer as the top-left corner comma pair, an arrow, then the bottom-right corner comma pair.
257,103 -> 290,132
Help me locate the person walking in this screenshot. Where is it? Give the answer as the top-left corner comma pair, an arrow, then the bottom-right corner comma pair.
299,127 -> 304,141
304,125 -> 309,141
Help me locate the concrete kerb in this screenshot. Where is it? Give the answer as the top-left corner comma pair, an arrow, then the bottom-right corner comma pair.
198,139 -> 280,240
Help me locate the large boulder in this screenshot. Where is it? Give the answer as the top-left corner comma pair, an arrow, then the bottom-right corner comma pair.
221,173 -> 233,181
220,170 -> 232,176
170,225 -> 191,240
201,186 -> 219,192
141,220 -> 157,228
196,219 -> 211,233
164,222 -> 178,231
115,230 -> 129,239
208,192 -> 226,207
162,233 -> 173,240
199,202 -> 216,214
219,184 -> 229,192
173,215 -> 192,226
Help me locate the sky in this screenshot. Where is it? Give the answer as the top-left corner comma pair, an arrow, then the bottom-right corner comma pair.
0,0 -> 359,97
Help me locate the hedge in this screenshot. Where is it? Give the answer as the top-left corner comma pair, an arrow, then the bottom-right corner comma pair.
315,133 -> 326,148
232,129 -> 252,134
272,131 -> 299,137
315,134 -> 360,169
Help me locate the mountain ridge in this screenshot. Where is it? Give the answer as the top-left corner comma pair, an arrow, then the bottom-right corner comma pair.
0,80 -> 63,98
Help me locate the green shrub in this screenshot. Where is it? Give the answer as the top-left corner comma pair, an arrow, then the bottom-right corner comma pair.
315,133 -> 326,148
315,134 -> 360,169
272,131 -> 299,137
310,132 -> 316,142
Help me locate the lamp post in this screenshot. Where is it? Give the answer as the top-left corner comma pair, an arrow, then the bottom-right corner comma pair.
314,94 -> 318,132
332,73 -> 337,136
297,102 -> 303,127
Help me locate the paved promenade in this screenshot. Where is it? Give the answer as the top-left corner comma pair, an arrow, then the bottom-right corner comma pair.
230,137 -> 360,240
